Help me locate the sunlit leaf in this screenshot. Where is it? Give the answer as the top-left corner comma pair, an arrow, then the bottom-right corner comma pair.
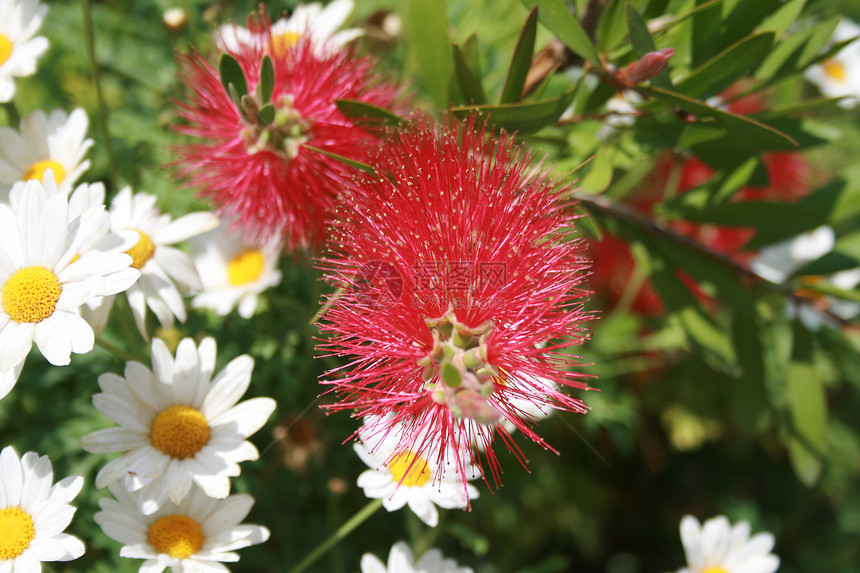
408,0 -> 451,109
524,0 -> 601,67
501,6 -> 538,104
787,361 -> 828,487
452,43 -> 487,105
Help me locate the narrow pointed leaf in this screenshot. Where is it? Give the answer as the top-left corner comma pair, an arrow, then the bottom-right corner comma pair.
452,43 -> 487,105
259,55 -> 274,104
787,361 -> 827,487
303,145 -> 377,177
675,32 -> 775,99
408,0 -> 451,109
759,0 -> 806,37
639,86 -> 797,149
335,100 -> 405,126
452,88 -> 576,134
501,6 -> 538,103
525,0 -> 601,67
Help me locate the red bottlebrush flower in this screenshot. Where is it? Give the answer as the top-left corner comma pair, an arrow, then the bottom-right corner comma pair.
174,11 -> 403,251
317,115 -> 594,486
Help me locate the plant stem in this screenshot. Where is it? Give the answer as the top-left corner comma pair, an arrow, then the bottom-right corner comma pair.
286,498 -> 384,573
95,337 -> 136,363
81,0 -> 118,190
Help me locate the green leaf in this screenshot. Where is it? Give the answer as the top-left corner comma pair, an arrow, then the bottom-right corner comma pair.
257,103 -> 275,126
640,85 -> 798,149
501,6 -> 538,104
335,100 -> 405,126
721,0 -> 781,48
675,32 -> 775,99
219,53 -> 247,107
758,0 -> 806,38
690,0 -> 723,67
525,0 -> 601,67
259,54 -> 274,104
580,146 -> 613,193
786,361 -> 828,487
791,252 -> 860,278
451,88 -> 576,134
452,43 -> 487,105
303,145 -> 377,177
730,302 -> 768,437
461,33 -> 481,78
798,15 -> 841,67
408,0 -> 451,110
625,3 -> 672,88
597,0 -> 627,53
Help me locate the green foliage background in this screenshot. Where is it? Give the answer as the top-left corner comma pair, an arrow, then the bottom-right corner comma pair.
4,0 -> 860,571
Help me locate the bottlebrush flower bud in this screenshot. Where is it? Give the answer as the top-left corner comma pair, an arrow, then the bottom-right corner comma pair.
625,47 -> 674,85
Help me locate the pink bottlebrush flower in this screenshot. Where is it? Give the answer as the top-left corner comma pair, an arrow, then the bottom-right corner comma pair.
318,114 -> 594,487
174,10 -> 403,251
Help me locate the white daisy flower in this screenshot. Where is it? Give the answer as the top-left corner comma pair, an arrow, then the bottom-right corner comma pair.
677,514 -> 779,573
81,336 -> 277,515
84,186 -> 219,337
361,541 -> 474,573
190,224 -> 282,319
0,108 -> 93,198
354,416 -> 480,527
95,482 -> 269,573
805,19 -> 860,109
215,0 -> 362,56
0,445 -> 85,569
0,0 -> 49,104
0,178 -> 139,373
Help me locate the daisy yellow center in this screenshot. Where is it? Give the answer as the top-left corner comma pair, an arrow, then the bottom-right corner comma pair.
126,229 -> 156,270
271,32 -> 302,57
23,160 -> 66,185
2,266 -> 62,324
823,59 -> 847,83
388,451 -> 431,487
147,515 -> 204,559
228,250 -> 265,286
702,568 -> 729,573
150,405 -> 211,459
0,35 -> 12,66
0,507 -> 36,560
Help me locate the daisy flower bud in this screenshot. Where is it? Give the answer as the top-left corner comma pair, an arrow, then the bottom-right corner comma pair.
175,8 -> 404,251
318,114 -> 594,485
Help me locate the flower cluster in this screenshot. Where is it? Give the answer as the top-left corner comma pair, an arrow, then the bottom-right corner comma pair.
82,336 -> 275,570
